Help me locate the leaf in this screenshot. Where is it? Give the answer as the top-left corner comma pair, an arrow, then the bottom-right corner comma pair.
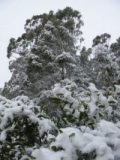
69,133 -> 75,139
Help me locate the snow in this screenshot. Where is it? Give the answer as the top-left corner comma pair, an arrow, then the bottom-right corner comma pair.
0,95 -> 55,140
32,148 -> 64,160
97,120 -> 120,136
56,52 -> 75,64
31,120 -> 120,160
1,82 -> 120,160
0,130 -> 7,141
115,85 -> 120,95
55,121 -> 120,160
39,119 -> 55,136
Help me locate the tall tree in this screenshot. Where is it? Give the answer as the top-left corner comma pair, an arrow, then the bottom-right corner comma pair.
91,33 -> 116,88
92,33 -> 111,47
3,7 -> 83,99
110,37 -> 120,84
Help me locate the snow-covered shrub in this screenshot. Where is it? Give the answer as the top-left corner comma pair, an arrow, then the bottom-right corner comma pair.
0,95 -> 55,159
38,80 -> 118,129
38,79 -> 79,128
1,81 -> 120,159
32,120 -> 120,160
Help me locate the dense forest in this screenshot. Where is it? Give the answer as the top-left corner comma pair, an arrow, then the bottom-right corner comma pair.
0,7 -> 120,160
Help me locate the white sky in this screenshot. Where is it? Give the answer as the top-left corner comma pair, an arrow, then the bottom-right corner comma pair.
0,0 -> 120,88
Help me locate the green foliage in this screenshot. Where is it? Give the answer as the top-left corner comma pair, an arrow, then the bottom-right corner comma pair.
111,37 -> 120,55
8,7 -> 83,58
77,151 -> 96,160
80,47 -> 91,66
0,115 -> 40,159
51,145 -> 64,152
7,38 -> 16,58
92,33 -> 111,47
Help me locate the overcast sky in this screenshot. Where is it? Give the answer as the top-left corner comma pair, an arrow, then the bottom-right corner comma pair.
0,0 -> 120,88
